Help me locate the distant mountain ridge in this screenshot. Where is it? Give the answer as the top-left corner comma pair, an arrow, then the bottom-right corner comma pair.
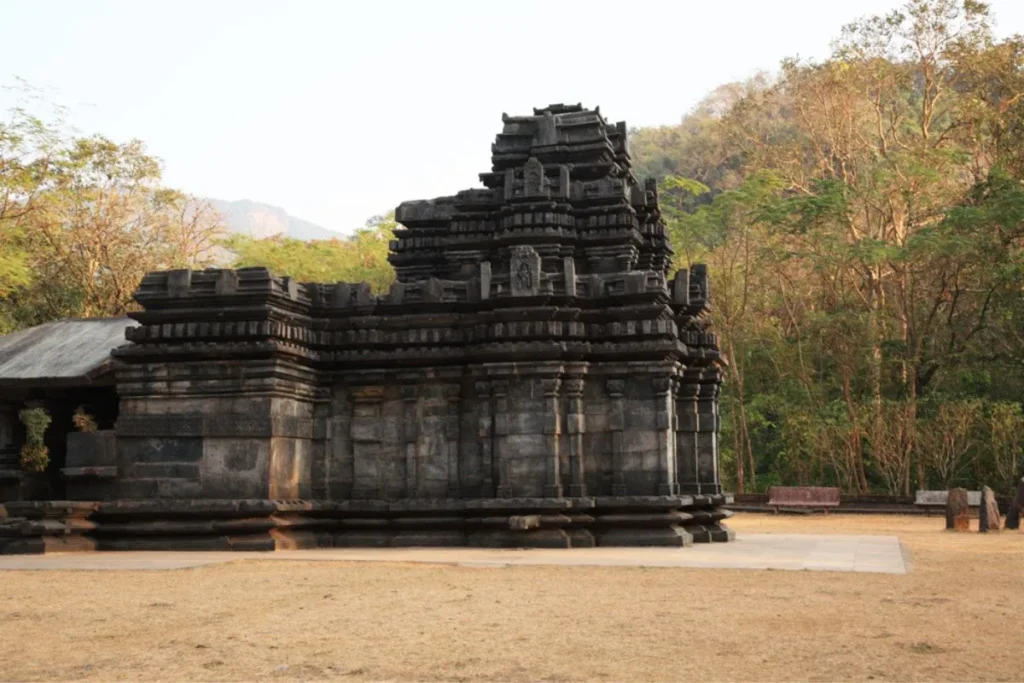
208,198 -> 343,241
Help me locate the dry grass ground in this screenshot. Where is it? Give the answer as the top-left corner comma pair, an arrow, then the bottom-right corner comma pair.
0,514 -> 1021,682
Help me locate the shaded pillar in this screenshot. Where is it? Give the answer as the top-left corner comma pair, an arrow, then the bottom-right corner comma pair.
400,383 -> 419,497
350,386 -> 385,500
696,369 -> 722,495
445,383 -> 461,497
541,376 -> 562,498
607,379 -> 626,496
653,376 -> 679,496
676,368 -> 701,494
492,379 -> 511,498
475,380 -> 495,496
564,377 -> 587,497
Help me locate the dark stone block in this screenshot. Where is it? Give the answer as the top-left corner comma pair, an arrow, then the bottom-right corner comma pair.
90,519 -> 215,536
127,438 -> 203,463
566,529 -> 596,547
97,535 -> 233,551
331,531 -> 392,547
595,526 -> 694,547
157,479 -> 202,499
0,538 -> 45,554
211,517 -> 277,534
228,536 -> 276,552
132,463 -> 199,480
66,431 -> 117,468
391,530 -> 467,547
225,450 -> 259,472
467,529 -> 572,548
270,530 -> 322,550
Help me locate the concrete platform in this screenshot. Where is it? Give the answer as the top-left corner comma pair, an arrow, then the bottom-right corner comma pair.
0,532 -> 909,574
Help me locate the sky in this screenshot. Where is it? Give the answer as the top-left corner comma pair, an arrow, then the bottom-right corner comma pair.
3,0 -> 1024,235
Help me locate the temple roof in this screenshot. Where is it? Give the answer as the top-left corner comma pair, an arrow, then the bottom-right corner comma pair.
391,104 -> 671,284
0,317 -> 138,387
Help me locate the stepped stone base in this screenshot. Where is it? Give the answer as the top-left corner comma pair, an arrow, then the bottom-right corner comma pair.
0,496 -> 732,554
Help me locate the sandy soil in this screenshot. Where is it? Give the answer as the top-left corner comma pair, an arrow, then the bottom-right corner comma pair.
0,514 -> 1021,682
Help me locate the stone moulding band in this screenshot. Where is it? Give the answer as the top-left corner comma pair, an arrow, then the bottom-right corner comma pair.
0,496 -> 735,554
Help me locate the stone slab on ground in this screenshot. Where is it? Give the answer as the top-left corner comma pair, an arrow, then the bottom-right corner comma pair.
980,486 -> 1001,532
0,532 -> 908,574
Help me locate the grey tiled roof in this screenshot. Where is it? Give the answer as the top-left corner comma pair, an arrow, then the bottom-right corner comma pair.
0,317 -> 138,386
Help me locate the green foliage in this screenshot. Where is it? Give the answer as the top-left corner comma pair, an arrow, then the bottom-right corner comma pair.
18,407 -> 51,473
633,0 -> 1024,493
224,213 -> 397,292
0,85 -> 225,331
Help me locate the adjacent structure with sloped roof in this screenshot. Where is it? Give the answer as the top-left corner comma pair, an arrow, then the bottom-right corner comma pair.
0,317 -> 137,500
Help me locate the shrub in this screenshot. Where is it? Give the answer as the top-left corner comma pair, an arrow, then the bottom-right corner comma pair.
18,407 -> 51,473
72,406 -> 98,432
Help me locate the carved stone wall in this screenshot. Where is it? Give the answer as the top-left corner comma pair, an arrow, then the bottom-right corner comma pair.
97,104 -> 733,549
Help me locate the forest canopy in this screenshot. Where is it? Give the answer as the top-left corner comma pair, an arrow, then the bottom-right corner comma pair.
630,0 -> 1024,495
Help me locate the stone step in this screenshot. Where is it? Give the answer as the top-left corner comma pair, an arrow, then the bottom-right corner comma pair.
119,478 -> 202,499
132,462 -> 200,480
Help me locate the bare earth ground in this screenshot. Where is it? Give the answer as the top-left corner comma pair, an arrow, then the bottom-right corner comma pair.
0,514 -> 1021,682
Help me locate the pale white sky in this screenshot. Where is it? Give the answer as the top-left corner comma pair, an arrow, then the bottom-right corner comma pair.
3,0 -> 1024,234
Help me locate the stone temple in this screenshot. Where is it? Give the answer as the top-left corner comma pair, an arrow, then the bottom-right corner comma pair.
0,104 -> 732,552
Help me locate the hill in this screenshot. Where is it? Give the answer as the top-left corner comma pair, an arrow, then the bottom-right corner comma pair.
208,198 -> 343,241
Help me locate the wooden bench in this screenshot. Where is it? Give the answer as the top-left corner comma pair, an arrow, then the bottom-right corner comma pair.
914,490 -> 981,515
767,486 -> 840,514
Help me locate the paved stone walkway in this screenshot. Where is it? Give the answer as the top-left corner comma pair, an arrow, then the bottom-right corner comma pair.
0,532 -> 908,574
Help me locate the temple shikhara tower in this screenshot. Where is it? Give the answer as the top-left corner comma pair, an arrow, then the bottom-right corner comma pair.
0,104 -> 732,552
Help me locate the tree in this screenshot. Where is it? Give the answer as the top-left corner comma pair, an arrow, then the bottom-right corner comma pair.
0,83 -> 65,300
630,0 -> 1024,493
223,212 -> 397,292
0,91 -> 225,330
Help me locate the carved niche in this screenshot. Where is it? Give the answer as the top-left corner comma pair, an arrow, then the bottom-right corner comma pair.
509,245 -> 541,297
522,157 -> 548,196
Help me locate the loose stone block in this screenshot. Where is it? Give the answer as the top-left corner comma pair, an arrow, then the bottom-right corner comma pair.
946,488 -> 971,531
1005,477 -> 1024,530
980,486 -> 1001,532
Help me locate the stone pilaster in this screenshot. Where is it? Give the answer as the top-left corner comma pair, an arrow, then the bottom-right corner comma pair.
676,368 -> 701,494
563,377 -> 586,497
541,376 -> 562,498
444,383 -> 461,497
400,383 -> 419,498
350,386 -> 385,500
475,380 -> 495,496
492,379 -> 511,498
607,379 -> 626,496
653,376 -> 679,496
697,369 -> 722,495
